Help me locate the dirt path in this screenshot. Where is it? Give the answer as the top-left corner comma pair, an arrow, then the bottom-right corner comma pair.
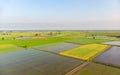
65,62 -> 89,75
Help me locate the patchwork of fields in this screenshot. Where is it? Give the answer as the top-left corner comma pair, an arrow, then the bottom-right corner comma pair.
0,31 -> 120,75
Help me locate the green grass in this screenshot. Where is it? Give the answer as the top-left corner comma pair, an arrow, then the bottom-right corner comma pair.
0,37 -> 70,48
0,44 -> 23,54
74,63 -> 120,75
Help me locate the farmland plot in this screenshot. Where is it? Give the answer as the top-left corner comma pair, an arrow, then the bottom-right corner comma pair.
66,36 -> 112,44
0,49 -> 83,75
0,44 -> 23,54
60,44 -> 110,61
34,42 -> 80,53
94,46 -> 120,68
74,63 -> 120,75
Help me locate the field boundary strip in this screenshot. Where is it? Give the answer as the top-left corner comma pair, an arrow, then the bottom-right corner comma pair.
65,62 -> 90,75
94,61 -> 120,70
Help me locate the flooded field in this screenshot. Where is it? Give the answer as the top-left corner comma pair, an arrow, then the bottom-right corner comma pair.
34,42 -> 80,53
104,41 -> 120,46
94,46 -> 120,67
0,49 -> 83,75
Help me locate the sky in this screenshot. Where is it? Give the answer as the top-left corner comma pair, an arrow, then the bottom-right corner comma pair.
0,0 -> 120,30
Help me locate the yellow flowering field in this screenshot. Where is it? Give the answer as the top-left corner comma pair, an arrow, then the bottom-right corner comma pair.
60,44 -> 110,61
0,44 -> 23,54
11,32 -> 34,37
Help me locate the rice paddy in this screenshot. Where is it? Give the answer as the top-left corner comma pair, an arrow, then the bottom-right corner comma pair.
0,49 -> 83,75
34,42 -> 80,53
94,46 -> 120,68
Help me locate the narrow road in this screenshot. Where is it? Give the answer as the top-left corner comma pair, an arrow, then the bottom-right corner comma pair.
65,62 -> 89,75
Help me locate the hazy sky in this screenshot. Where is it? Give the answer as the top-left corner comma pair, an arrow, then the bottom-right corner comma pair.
0,0 -> 120,30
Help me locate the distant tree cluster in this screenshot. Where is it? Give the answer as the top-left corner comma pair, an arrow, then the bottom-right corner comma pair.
34,33 -> 41,36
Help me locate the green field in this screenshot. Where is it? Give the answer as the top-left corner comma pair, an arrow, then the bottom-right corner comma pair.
66,36 -> 117,44
75,63 -> 120,75
0,31 -> 119,47
0,37 -> 70,47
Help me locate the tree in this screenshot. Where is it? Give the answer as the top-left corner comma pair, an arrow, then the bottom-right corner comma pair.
92,34 -> 96,39
35,33 -> 39,36
22,45 -> 27,48
49,32 -> 53,36
2,37 -> 5,40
